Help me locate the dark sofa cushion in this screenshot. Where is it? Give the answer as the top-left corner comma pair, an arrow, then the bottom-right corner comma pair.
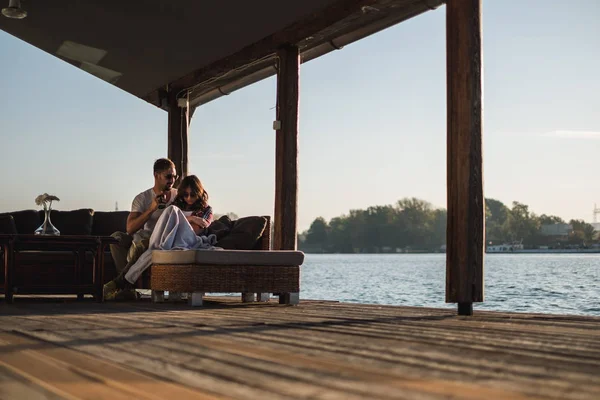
92,211 -> 129,236
216,216 -> 267,250
0,215 -> 16,234
0,210 -> 41,234
205,215 -> 233,241
48,209 -> 94,235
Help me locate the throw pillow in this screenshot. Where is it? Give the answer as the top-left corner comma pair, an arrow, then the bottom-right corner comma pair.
216,216 -> 267,250
50,209 -> 94,235
92,211 -> 129,236
1,210 -> 41,234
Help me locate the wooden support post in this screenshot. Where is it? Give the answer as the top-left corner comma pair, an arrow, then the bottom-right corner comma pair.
446,0 -> 484,316
167,92 -> 189,183
273,45 -> 300,251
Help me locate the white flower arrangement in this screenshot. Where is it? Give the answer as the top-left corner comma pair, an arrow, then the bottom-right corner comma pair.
35,193 -> 60,211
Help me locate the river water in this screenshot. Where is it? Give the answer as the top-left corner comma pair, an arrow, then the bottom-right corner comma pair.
300,253 -> 600,316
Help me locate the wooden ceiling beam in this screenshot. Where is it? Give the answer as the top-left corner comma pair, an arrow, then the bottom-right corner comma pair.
143,0 -> 376,107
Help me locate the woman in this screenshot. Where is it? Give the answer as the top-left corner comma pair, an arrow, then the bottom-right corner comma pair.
172,175 -> 213,234
104,175 -> 217,300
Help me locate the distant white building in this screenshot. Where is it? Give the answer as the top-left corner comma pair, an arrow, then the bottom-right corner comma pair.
540,223 -> 572,237
487,241 -> 524,253
592,222 -> 600,232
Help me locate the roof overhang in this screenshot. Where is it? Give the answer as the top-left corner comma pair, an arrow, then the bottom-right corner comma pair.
0,0 -> 444,111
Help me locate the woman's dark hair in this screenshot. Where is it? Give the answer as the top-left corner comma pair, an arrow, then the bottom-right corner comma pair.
174,175 -> 209,211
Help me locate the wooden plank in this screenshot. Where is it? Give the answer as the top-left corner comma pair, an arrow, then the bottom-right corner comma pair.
26,329 -> 599,399
13,305 -> 600,369
13,324 -> 542,400
11,331 -> 302,400
137,332 -> 545,400
273,45 -> 300,251
0,332 -> 221,400
11,323 -> 579,400
2,300 -> 600,399
0,363 -> 64,400
445,0 -> 484,311
167,91 -> 189,183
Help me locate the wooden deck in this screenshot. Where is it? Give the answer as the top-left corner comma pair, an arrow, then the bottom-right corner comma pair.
0,297 -> 599,399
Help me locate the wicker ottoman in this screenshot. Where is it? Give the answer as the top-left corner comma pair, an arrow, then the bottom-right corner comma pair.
150,249 -> 304,306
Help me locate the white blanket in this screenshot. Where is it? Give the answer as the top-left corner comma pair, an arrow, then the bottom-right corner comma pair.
125,205 -> 219,283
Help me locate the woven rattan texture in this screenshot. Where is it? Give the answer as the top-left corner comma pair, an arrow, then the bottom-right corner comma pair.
151,264 -> 299,292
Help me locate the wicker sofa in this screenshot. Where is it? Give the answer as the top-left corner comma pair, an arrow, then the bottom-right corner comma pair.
0,210 -> 303,304
141,214 -> 303,305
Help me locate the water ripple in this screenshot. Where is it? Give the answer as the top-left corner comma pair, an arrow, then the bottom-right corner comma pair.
301,253 -> 600,316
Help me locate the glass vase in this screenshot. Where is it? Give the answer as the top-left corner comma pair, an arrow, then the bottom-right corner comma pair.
34,208 -> 60,235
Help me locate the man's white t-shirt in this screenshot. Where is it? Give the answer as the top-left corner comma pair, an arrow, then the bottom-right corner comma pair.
131,188 -> 178,233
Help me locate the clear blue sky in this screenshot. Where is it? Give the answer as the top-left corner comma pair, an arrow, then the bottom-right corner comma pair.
1,0 -> 599,231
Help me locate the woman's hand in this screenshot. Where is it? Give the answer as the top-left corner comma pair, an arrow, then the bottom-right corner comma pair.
187,216 -> 210,228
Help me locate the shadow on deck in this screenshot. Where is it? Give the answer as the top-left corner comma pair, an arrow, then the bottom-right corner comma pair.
1,296 -> 599,399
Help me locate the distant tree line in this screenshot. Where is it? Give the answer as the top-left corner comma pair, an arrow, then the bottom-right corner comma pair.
298,198 -> 599,253
485,199 -> 597,248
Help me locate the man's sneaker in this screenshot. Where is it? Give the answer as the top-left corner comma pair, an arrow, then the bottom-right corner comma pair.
103,280 -> 118,301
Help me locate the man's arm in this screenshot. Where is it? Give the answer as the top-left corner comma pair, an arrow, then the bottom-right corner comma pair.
126,195 -> 160,235
126,211 -> 150,235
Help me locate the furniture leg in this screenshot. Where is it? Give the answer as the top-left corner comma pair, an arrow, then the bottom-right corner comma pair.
152,290 -> 165,303
76,248 -> 85,301
3,241 -> 13,304
169,291 -> 182,302
257,293 -> 270,302
94,241 -> 105,302
74,250 -> 80,291
241,292 -> 255,303
279,292 -> 299,305
188,292 -> 203,307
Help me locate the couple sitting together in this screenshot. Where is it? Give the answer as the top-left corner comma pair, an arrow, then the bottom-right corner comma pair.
104,158 -> 219,300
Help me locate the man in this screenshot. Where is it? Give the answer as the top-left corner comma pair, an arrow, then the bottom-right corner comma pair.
106,158 -> 179,299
